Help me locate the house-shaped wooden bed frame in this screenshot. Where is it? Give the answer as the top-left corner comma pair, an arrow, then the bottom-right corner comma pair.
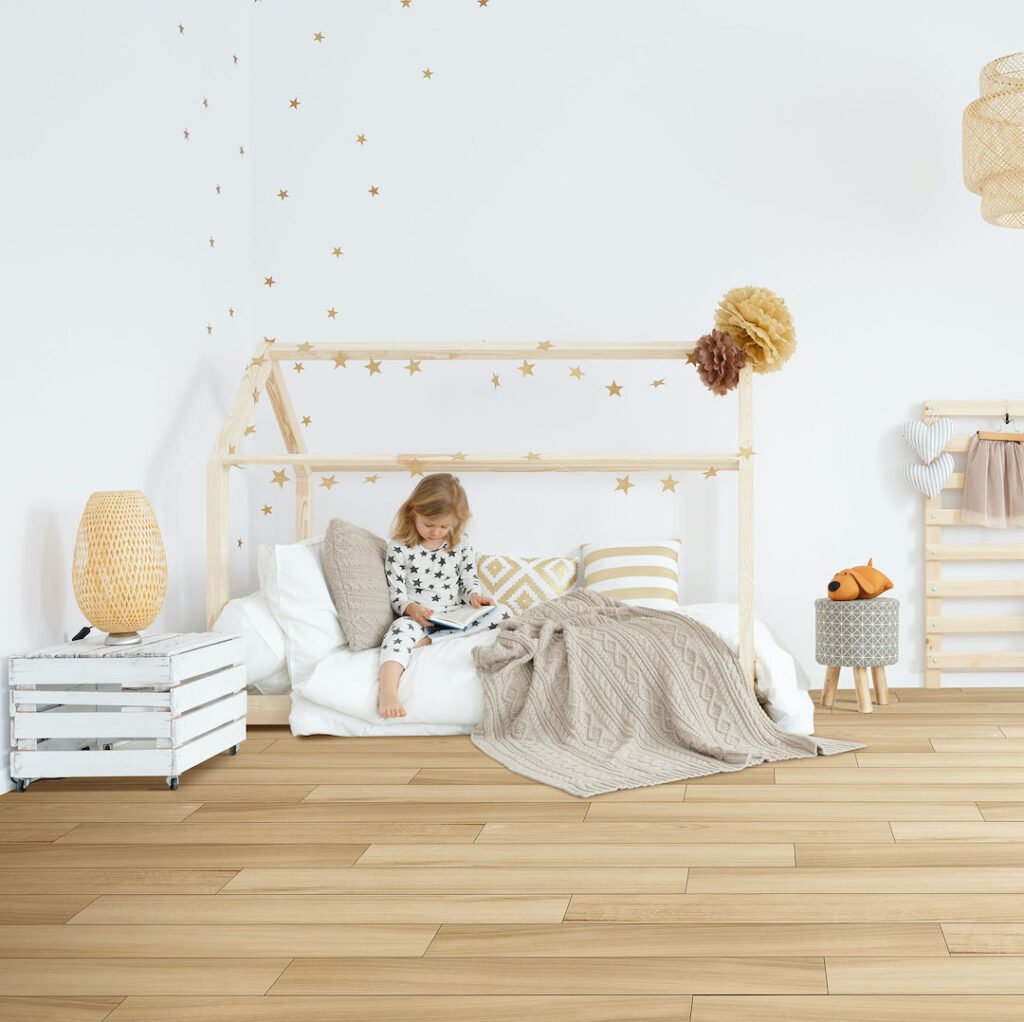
208,340 -> 756,726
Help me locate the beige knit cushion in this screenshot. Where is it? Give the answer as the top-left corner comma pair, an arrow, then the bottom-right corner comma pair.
321,518 -> 395,651
477,553 -> 579,614
581,539 -> 681,610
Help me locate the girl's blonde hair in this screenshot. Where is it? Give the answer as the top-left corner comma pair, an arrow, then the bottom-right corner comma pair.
390,473 -> 471,548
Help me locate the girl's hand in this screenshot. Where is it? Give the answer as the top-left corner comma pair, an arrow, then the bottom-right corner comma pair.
469,594 -> 495,608
405,603 -> 434,626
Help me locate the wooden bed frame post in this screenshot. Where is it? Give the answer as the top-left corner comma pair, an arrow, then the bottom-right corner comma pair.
266,363 -> 313,541
737,364 -> 755,685
206,341 -> 275,628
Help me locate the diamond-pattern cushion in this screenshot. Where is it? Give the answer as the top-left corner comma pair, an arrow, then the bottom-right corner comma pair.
815,598 -> 899,667
477,553 -> 579,614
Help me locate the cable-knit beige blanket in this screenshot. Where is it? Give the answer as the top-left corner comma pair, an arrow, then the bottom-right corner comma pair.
471,589 -> 862,798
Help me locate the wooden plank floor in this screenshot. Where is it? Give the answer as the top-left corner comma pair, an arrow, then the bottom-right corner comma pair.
3,688 -> 1024,1021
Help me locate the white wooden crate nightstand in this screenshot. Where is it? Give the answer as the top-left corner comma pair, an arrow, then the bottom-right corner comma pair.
9,632 -> 246,792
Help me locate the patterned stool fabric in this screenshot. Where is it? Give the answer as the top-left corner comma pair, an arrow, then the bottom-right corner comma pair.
815,598 -> 899,668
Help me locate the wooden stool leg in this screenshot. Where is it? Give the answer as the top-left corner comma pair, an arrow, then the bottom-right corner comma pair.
821,665 -> 841,708
852,667 -> 873,713
871,666 -> 889,706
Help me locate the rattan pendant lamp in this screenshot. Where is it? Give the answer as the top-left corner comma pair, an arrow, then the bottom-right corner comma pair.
963,52 -> 1024,227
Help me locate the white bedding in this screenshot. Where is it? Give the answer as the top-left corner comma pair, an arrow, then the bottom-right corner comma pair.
289,603 -> 816,738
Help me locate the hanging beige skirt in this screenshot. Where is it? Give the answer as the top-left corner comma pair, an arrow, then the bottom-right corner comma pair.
963,436 -> 1024,528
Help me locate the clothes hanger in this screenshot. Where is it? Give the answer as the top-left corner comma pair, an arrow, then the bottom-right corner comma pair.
977,400 -> 1024,442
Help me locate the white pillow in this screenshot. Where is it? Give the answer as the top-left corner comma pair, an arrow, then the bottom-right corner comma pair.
259,536 -> 348,687
212,591 -> 291,695
580,538 -> 682,611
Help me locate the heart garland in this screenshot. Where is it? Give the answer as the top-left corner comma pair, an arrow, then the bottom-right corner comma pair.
905,452 -> 954,499
903,418 -> 953,464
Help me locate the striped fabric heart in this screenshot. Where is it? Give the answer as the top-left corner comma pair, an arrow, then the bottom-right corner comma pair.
905,453 -> 954,499
903,418 -> 953,464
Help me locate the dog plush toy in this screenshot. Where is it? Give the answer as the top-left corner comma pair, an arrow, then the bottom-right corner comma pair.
827,558 -> 893,601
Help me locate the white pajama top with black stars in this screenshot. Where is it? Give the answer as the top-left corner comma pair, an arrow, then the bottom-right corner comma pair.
380,536 -> 512,668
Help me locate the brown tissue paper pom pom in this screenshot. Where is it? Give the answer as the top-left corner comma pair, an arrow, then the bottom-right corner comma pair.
694,329 -> 746,396
714,285 -> 796,374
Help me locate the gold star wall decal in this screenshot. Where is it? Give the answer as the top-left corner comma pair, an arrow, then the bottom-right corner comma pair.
327,307 -> 338,319
686,351 -> 698,366
313,31 -> 325,42
239,146 -> 246,156
292,362 -> 305,373
651,379 -> 666,388
333,353 -> 348,368
739,446 -> 756,459
178,22 -> 184,34
206,324 -> 213,335
366,359 -> 382,375
228,307 -> 235,317
183,128 -> 190,141
289,97 -> 301,109
364,474 -> 380,483
215,183 -> 221,194
297,342 -> 313,353
264,336 -> 277,343
451,452 -> 467,461
422,68 -> 434,79
491,373 -> 501,388
232,54 -> 238,65
356,134 -> 367,145
332,247 -> 343,257
264,276 -> 275,287
271,469 -> 289,487
248,355 -> 266,367
615,475 -> 634,494
244,424 -> 256,436
660,474 -> 679,492
319,475 -> 338,490
518,360 -> 535,377
405,359 -> 422,375
479,0 -> 489,6
237,538 -> 243,548
537,340 -> 553,351
606,380 -> 623,397
703,466 -> 718,479
407,458 -> 426,477
526,452 -> 542,461
202,97 -> 209,109
569,366 -> 585,380
368,186 -> 379,196
261,504 -> 273,516
277,189 -> 288,200
401,0 -> 411,6
209,236 -> 215,248
301,415 -> 312,426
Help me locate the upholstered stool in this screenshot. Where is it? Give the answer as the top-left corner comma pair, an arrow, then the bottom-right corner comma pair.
815,597 -> 898,713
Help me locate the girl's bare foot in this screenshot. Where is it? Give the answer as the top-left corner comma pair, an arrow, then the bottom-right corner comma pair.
378,683 -> 407,718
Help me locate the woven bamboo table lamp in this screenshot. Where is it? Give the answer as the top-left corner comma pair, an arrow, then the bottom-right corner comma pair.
963,52 -> 1024,227
71,490 -> 167,645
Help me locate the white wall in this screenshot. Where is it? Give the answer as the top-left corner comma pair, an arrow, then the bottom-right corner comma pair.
0,1 -> 253,792
3,2 -> 1024,793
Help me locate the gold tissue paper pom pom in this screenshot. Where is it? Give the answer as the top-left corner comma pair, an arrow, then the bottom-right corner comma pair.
714,286 -> 796,374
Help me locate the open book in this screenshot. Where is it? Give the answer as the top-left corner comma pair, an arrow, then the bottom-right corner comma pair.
428,604 -> 496,631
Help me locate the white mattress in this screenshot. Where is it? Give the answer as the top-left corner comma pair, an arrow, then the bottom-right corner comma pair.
290,604 -> 816,738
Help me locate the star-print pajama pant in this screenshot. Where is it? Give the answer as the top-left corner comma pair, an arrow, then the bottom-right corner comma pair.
379,604 -> 514,669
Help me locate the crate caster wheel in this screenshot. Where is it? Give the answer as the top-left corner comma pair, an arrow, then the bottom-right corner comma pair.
229,745 -> 239,756
166,776 -> 179,791
14,779 -> 30,793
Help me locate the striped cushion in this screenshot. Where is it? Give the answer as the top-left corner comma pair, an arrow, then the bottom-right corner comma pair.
477,553 -> 579,614
580,539 -> 681,610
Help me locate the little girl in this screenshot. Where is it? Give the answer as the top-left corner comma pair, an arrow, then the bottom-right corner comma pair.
379,473 -> 512,718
